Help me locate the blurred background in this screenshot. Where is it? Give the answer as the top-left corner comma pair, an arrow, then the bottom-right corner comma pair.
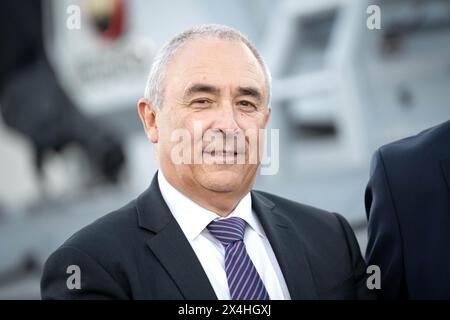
0,0 -> 449,299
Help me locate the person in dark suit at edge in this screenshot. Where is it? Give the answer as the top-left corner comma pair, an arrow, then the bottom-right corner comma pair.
41,24 -> 375,300
365,120 -> 450,299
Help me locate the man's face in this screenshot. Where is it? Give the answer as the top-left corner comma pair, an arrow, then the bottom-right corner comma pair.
151,38 -> 270,194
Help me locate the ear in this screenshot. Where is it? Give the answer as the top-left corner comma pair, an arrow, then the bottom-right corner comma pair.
137,98 -> 159,144
263,106 -> 272,126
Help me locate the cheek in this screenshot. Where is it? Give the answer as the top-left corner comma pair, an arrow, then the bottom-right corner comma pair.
236,113 -> 266,131
157,110 -> 184,149
183,113 -> 215,139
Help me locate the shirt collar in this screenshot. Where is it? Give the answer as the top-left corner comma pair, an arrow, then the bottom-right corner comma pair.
157,170 -> 265,241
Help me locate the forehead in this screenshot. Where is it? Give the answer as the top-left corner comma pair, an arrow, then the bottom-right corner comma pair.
164,38 -> 266,93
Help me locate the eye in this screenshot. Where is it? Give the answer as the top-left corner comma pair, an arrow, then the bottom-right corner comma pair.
192,99 -> 212,105
238,100 -> 256,110
190,99 -> 213,108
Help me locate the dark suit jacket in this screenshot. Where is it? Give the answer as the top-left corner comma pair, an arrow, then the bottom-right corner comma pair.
365,120 -> 450,299
41,173 -> 374,300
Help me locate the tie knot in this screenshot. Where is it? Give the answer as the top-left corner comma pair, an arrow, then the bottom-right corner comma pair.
207,217 -> 246,246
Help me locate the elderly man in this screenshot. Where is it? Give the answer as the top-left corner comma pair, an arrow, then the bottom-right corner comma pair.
41,24 -> 373,300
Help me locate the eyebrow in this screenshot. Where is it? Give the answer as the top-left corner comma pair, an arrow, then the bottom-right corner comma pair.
183,84 -> 220,100
237,86 -> 263,104
184,83 -> 263,103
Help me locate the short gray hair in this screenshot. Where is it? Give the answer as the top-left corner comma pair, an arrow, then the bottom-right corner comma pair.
144,24 -> 272,109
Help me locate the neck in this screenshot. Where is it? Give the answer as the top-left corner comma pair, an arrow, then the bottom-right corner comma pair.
182,188 -> 246,217
160,170 -> 252,217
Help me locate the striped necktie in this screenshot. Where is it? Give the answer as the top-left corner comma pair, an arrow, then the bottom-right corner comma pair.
207,217 -> 270,300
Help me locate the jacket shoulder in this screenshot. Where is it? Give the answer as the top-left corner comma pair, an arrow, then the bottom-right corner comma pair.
371,120 -> 450,193
252,190 -> 346,232
60,199 -> 138,255
253,190 -> 367,296
378,120 -> 450,160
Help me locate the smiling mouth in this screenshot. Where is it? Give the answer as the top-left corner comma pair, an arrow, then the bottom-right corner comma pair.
207,151 -> 238,156
202,150 -> 245,162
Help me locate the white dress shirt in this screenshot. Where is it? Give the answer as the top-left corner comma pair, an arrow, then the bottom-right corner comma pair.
157,170 -> 291,300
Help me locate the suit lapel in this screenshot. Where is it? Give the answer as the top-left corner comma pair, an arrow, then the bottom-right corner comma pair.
135,173 -> 318,299
136,174 -> 217,300
251,191 -> 318,299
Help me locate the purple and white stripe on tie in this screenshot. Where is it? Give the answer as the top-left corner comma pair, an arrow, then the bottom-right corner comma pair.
207,217 -> 270,300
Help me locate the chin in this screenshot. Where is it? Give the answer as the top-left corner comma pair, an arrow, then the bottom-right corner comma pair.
196,166 -> 245,193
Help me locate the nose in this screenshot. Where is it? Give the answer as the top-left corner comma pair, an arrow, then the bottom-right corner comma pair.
212,102 -> 240,136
